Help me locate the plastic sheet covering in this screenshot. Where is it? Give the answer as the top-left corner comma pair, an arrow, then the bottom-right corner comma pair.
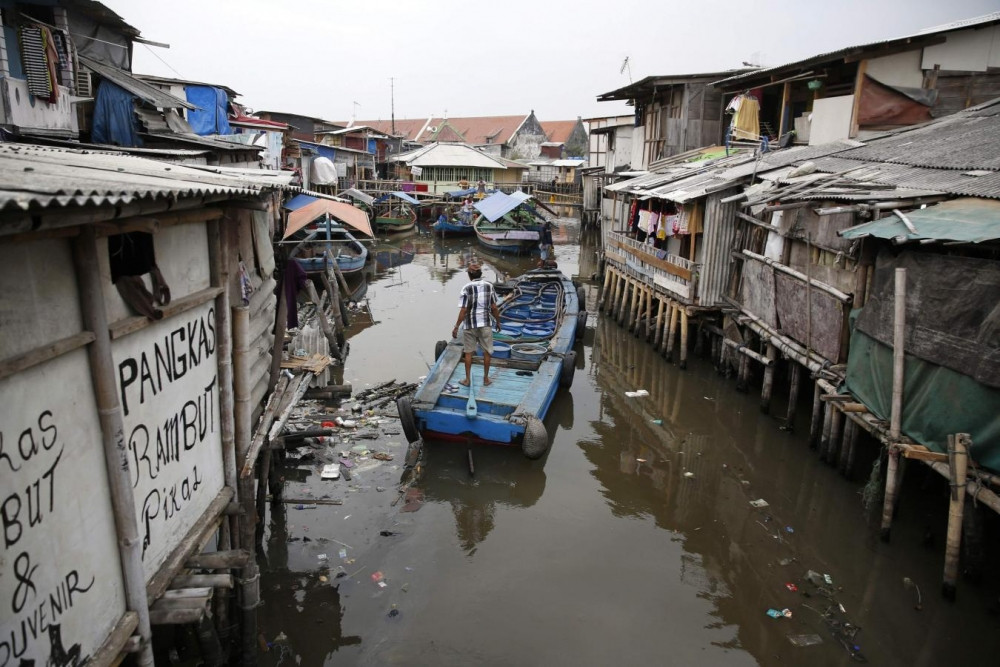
185,85 -> 232,136
858,75 -> 934,127
474,192 -> 520,222
311,157 -> 338,185
91,80 -> 141,147
844,328 -> 1000,473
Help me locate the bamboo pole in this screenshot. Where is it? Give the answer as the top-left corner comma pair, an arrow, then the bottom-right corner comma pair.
665,304 -> 679,360
820,403 -> 833,455
304,280 -> 343,361
881,268 -> 907,542
232,307 -> 259,666
599,269 -> 612,310
736,352 -> 750,393
645,287 -> 656,341
207,217 -> 237,653
760,343 -> 778,413
942,434 -> 970,600
890,268 -> 906,439
628,281 -> 643,332
73,228 -> 155,667
616,277 -> 630,324
606,270 -> 619,314
679,310 -> 689,369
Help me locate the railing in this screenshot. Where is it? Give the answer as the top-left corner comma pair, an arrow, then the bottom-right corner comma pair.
603,231 -> 699,302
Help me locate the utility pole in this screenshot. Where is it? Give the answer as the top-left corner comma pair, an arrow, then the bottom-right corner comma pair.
390,77 -> 396,136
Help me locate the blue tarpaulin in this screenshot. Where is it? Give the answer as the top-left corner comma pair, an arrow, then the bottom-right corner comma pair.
283,194 -> 318,211
91,80 -> 142,147
375,191 -> 420,205
185,85 -> 232,136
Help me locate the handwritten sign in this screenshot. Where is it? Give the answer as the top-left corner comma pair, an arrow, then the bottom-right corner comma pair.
113,302 -> 224,580
0,350 -> 126,666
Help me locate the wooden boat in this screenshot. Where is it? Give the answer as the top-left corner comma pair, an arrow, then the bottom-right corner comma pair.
397,268 -> 588,459
289,218 -> 369,275
473,215 -> 540,254
374,191 -> 419,233
432,215 -> 476,237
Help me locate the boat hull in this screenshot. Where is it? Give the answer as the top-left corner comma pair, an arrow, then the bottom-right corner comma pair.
375,216 -> 417,233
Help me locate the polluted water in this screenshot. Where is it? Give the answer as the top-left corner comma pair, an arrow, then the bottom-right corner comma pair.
257,221 -> 1000,666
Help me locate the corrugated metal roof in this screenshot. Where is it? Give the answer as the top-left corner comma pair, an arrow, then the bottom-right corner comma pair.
833,114 -> 1000,171
840,197 -> 1000,243
80,55 -> 195,110
810,156 -> 1000,199
0,144 -> 294,215
551,158 -> 586,167
712,11 -> 1000,88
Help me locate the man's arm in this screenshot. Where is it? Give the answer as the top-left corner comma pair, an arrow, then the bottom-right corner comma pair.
452,307 -> 468,338
491,303 -> 502,331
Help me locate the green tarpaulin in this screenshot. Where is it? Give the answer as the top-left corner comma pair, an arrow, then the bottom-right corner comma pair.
845,328 -> 1000,473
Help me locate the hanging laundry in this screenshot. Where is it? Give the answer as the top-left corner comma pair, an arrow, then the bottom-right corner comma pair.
238,261 -> 253,306
19,26 -> 53,100
637,209 -> 651,233
730,94 -> 760,141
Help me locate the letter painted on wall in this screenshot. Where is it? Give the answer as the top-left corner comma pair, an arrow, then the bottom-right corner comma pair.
0,350 -> 126,666
113,302 -> 224,580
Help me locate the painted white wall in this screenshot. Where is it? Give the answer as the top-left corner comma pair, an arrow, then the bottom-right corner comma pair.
111,301 -> 225,580
922,25 -> 1000,72
0,80 -> 78,136
0,239 -> 83,359
866,50 -> 924,88
0,349 -> 127,665
631,124 -> 646,171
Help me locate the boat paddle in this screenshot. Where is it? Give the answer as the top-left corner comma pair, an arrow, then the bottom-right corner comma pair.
466,375 -> 478,419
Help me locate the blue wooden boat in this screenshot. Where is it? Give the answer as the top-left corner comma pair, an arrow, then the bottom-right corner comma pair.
289,218 -> 369,276
397,268 -> 588,459
472,191 -> 547,254
432,215 -> 476,237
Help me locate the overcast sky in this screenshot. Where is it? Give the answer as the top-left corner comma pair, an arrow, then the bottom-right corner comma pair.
107,0 -> 1000,123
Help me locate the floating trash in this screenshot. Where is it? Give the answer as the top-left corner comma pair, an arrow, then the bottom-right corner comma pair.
625,389 -> 649,398
338,548 -> 348,559
684,472 -> 695,478
785,582 -> 798,592
766,608 -> 793,619
785,526 -> 795,534
321,464 -> 340,480
749,499 -> 770,508
651,419 -> 663,425
293,504 -> 317,510
787,633 -> 822,647
371,571 -> 384,584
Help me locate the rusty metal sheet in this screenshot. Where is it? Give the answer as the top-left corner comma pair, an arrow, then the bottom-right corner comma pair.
774,273 -> 846,363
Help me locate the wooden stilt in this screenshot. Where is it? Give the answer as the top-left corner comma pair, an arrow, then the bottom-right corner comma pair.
679,310 -> 689,369
785,362 -> 802,428
659,302 -> 673,354
826,407 -> 844,466
880,446 -> 906,541
809,382 -> 823,447
693,321 -> 705,356
612,271 -> 625,316
628,282 -> 643,332
616,278 -> 630,324
665,304 -> 679,360
599,269 -> 612,310
760,343 -> 778,413
839,419 -> 857,476
819,403 -> 833,457
942,434 -> 970,600
645,288 -> 656,341
653,297 -> 666,347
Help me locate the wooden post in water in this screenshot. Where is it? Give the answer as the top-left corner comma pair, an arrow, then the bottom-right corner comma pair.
612,270 -> 625,316
735,352 -> 749,392
839,419 -> 857,476
653,297 -> 666,347
785,362 -> 802,428
809,382 -> 824,447
665,304 -> 679,360
679,310 -> 690,369
645,288 -> 656,341
232,307 -> 260,666
826,407 -> 844,465
881,267 -> 907,541
616,278 -> 631,324
73,228 -> 156,667
760,343 -> 778,413
599,270 -> 612,310
305,280 -> 343,361
942,433 -> 970,600
819,403 -> 833,458
628,282 -> 643,333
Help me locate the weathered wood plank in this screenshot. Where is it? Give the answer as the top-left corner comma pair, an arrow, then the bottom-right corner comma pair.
0,331 -> 95,381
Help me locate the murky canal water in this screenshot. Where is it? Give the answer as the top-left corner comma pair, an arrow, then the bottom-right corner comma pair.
259,221 -> 999,666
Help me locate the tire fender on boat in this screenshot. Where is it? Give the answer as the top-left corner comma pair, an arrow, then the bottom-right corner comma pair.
521,415 -> 549,460
434,339 -> 448,360
396,395 -> 420,443
560,351 -> 577,388
576,286 -> 586,307
575,311 -> 588,341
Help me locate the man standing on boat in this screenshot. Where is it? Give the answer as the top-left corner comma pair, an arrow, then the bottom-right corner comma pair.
538,219 -> 554,267
452,263 -> 502,387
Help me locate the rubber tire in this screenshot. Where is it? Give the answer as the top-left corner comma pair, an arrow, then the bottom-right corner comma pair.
396,395 -> 420,443
521,416 -> 549,460
576,286 -> 586,308
560,351 -> 577,388
575,311 -> 588,341
434,339 -> 448,360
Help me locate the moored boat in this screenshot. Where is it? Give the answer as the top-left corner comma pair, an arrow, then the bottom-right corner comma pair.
289,222 -> 368,275
397,268 -> 587,459
472,191 -> 547,254
374,191 -> 419,233
433,215 -> 476,236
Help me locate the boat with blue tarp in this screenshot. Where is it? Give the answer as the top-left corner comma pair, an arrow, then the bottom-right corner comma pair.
374,191 -> 419,233
472,191 -> 548,254
397,267 -> 587,459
